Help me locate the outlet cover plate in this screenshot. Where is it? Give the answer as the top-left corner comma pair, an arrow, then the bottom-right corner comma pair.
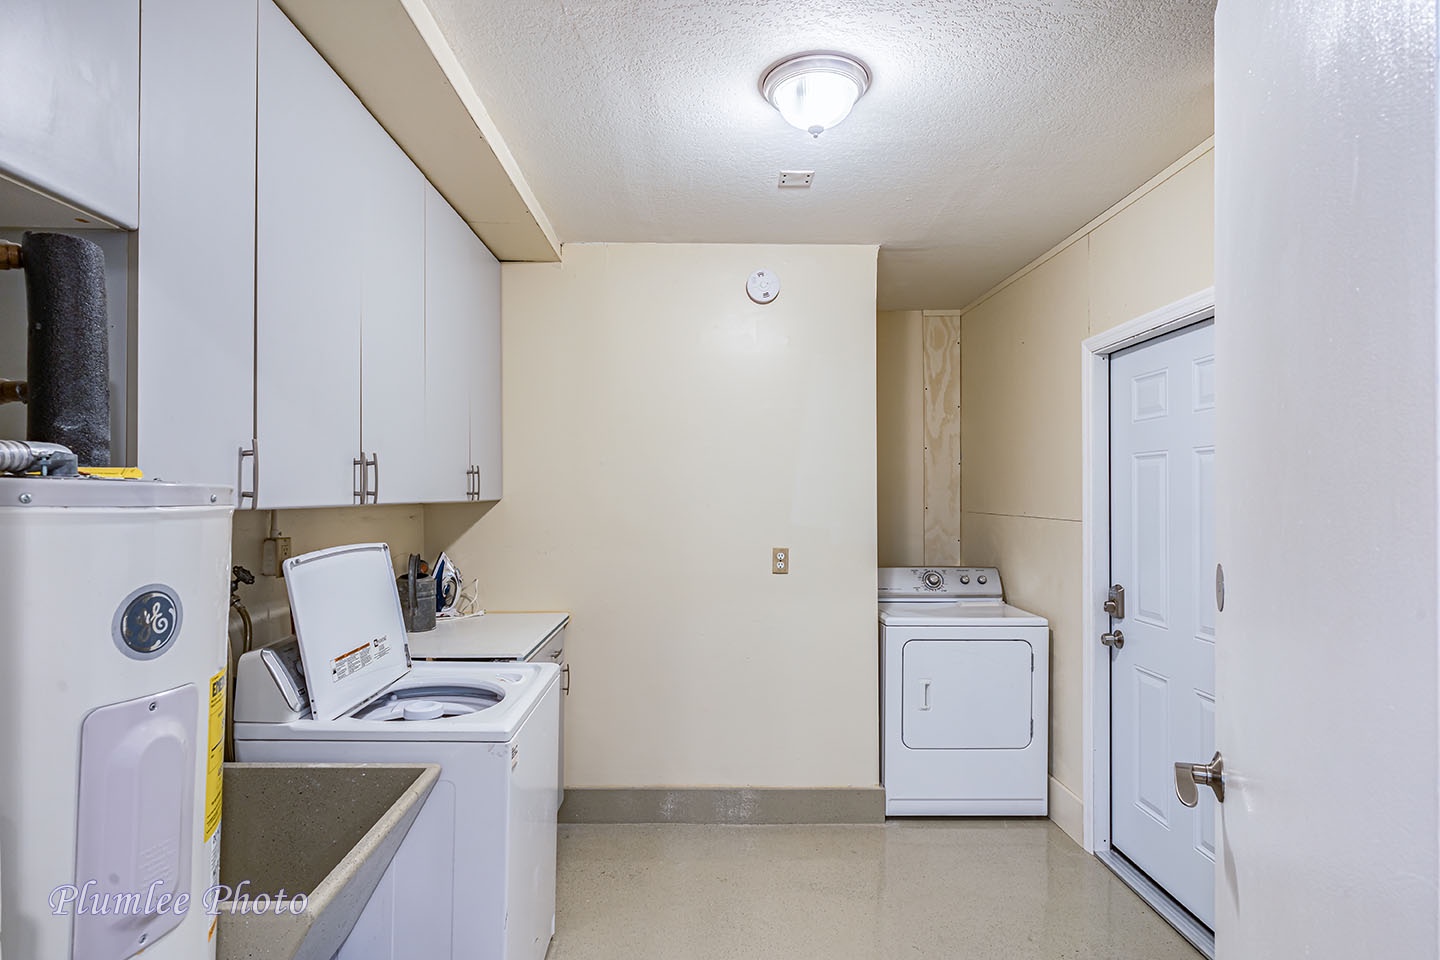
773,547 -> 790,574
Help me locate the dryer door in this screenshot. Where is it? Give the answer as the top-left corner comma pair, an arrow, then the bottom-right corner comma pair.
902,639 -> 1034,749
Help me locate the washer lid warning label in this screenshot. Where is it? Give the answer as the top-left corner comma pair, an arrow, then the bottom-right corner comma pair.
331,635 -> 394,682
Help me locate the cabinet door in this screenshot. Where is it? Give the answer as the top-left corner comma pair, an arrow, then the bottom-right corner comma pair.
359,124 -> 426,505
134,0 -> 256,495
254,0 -> 363,508
422,184 -> 476,503
0,0 -> 140,227
467,230 -> 503,501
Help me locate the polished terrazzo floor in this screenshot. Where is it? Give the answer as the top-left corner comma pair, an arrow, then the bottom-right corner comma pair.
550,819 -> 1201,959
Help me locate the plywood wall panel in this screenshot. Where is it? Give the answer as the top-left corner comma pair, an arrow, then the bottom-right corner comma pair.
922,312 -> 962,565
876,311 -> 925,566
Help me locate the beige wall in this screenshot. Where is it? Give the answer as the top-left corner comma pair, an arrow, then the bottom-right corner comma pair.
427,242 -> 881,788
959,143 -> 1214,843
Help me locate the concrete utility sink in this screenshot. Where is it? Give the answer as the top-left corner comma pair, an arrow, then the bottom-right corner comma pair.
216,763 -> 439,960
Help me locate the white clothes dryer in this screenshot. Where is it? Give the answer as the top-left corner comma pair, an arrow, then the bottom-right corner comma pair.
880,567 -> 1050,816
232,544 -> 560,960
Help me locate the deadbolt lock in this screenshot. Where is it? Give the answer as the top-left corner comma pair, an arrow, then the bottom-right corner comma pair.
1103,583 -> 1125,620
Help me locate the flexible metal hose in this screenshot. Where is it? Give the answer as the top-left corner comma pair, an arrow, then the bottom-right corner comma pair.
0,439 -> 79,476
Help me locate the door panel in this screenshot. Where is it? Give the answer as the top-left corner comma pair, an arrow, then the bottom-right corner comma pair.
1131,666 -> 1172,826
1215,2 -> 1439,955
255,0 -> 362,507
468,235 -> 503,502
1110,319 -> 1215,925
359,124 -> 426,504
902,639 -> 1032,749
134,0 -> 256,494
423,183 -> 476,503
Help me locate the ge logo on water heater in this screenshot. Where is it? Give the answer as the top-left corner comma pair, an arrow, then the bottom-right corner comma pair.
112,584 -> 184,660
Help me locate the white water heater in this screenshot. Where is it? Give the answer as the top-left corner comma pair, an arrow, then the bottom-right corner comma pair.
0,476 -> 232,960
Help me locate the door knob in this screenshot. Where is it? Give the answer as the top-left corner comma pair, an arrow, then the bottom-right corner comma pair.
1101,629 -> 1125,650
1174,751 -> 1225,807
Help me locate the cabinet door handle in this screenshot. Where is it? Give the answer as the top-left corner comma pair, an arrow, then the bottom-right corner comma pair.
353,454 -> 365,505
366,453 -> 379,503
920,679 -> 932,711
237,441 -> 258,508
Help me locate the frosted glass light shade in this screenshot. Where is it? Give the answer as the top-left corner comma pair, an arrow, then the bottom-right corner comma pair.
761,53 -> 871,137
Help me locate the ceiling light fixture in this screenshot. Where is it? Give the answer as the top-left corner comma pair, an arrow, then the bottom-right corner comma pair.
761,53 -> 871,138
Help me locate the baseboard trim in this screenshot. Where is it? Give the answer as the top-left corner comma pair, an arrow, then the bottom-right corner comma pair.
1048,776 -> 1085,846
559,787 -> 886,824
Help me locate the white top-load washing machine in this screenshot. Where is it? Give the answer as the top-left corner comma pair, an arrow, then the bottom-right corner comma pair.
880,567 -> 1050,816
232,543 -> 561,960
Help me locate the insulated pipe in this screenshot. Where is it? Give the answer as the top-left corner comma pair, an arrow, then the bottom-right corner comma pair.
20,231 -> 112,465
0,439 -> 79,477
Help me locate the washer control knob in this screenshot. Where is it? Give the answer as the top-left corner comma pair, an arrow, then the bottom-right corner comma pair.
977,575 -> 988,585
959,575 -> 971,585
922,570 -> 944,589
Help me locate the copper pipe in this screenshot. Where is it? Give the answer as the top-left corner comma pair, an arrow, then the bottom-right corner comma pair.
0,380 -> 27,404
0,243 -> 21,270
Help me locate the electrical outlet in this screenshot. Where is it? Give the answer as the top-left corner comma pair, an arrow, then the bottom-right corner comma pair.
773,547 -> 790,574
261,536 -> 293,578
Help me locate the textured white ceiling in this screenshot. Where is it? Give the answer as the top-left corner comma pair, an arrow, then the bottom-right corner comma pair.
423,0 -> 1215,310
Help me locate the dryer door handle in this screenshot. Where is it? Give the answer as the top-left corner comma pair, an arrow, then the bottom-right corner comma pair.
920,679 -> 932,711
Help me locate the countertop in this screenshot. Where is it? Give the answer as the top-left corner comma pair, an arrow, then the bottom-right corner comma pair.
406,611 -> 569,661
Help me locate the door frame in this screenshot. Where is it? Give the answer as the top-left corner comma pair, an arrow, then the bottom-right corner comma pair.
1079,287 -> 1216,953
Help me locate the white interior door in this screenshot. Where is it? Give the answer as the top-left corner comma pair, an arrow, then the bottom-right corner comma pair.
1214,2 -> 1439,956
1109,320 -> 1215,926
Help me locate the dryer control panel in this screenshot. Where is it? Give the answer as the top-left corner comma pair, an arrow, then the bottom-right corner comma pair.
878,567 -> 1004,601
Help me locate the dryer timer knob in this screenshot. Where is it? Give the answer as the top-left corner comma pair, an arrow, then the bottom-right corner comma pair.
922,570 -> 944,589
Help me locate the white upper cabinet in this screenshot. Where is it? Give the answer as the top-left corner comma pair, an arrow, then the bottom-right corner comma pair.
423,184 -> 503,503
423,184 -> 477,503
359,125 -> 427,505
133,0 -> 256,495
123,0 -> 499,509
255,0 -> 363,508
0,0 -> 140,227
468,226 -> 503,502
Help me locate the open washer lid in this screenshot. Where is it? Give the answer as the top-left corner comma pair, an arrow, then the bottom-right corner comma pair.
284,542 -> 412,721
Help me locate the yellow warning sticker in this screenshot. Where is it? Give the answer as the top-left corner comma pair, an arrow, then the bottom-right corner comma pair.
206,669 -> 225,842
